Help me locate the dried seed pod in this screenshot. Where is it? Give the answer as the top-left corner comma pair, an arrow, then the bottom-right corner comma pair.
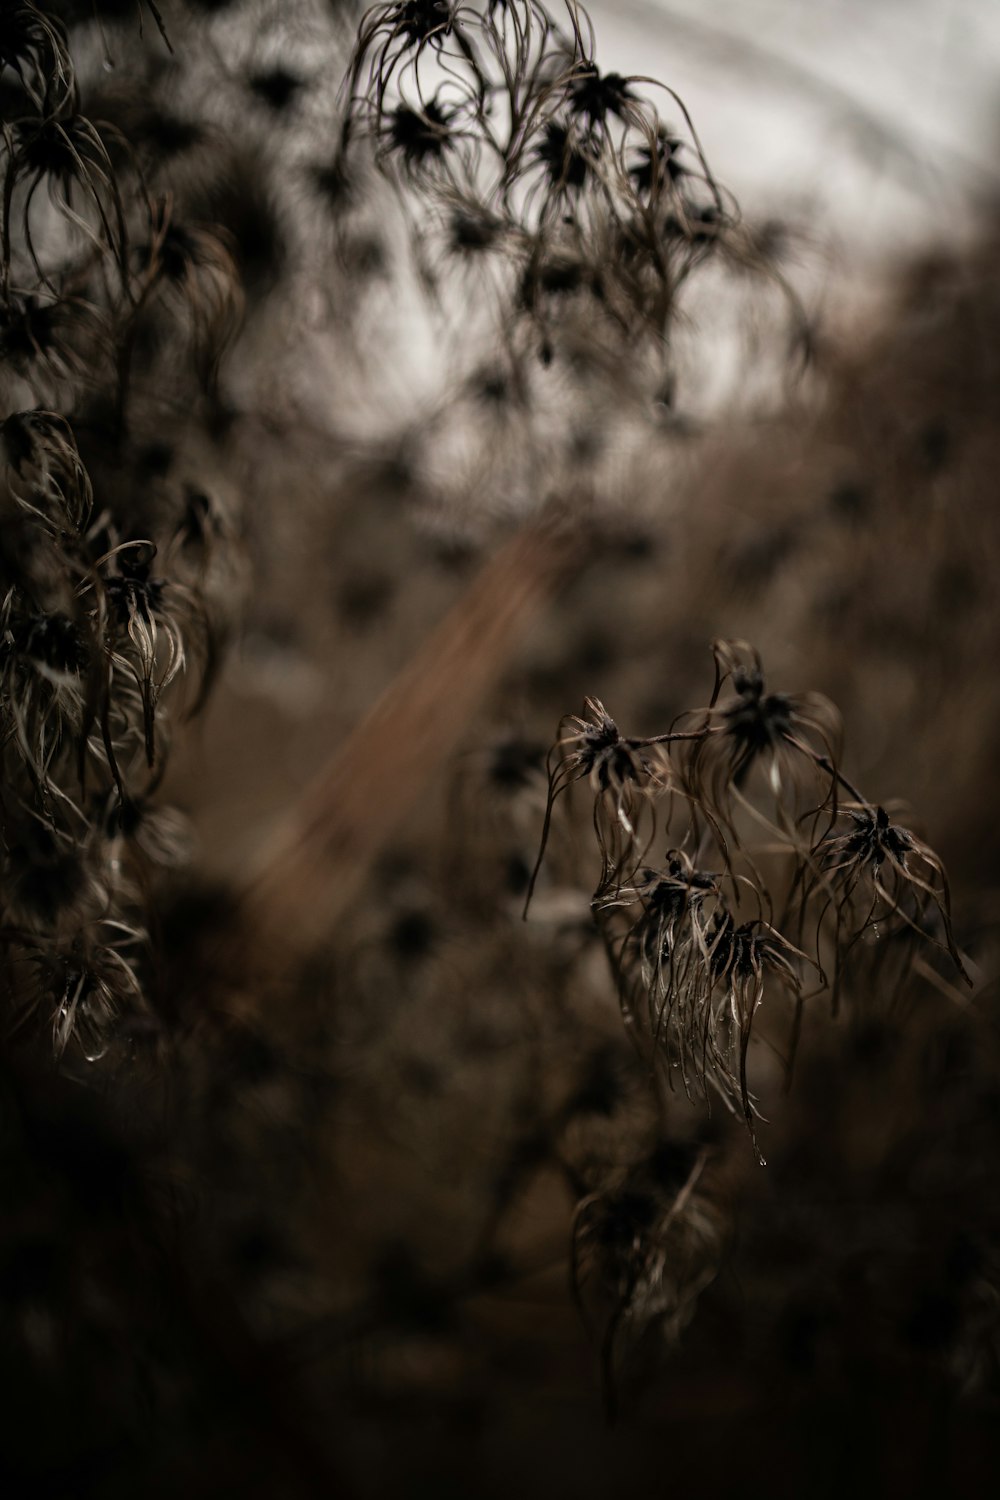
532,641 -> 968,1157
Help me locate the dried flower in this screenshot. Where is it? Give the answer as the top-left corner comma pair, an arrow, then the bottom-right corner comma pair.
524,698 -> 665,913
3,113 -> 133,289
571,1144 -> 723,1420
533,640 -> 966,1158
681,639 -> 843,854
816,803 -> 970,1003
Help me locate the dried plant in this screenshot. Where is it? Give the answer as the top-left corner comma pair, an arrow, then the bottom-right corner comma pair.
527,640 -> 970,1161
1,3 -> 241,1065
2,4 -> 999,1493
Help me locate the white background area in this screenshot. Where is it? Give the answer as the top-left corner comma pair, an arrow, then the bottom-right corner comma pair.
588,0 -> 1000,275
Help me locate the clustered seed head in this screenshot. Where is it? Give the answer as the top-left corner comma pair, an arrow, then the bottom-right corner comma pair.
339,0 -> 745,381
527,640 -> 969,1162
1,4 -> 242,1060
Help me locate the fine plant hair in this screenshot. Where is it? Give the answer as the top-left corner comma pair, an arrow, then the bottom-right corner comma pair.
331,0 -> 807,523
1,3 -> 241,1060
525,639 -> 970,1162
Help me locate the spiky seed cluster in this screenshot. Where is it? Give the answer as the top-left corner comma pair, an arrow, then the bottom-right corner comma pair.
338,0 -> 748,370
807,802 -> 969,1010
523,696 -> 665,909
1,6 -> 241,1059
527,640 -> 969,1160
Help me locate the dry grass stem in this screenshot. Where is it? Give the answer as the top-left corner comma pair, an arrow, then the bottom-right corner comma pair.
236,517 -> 584,961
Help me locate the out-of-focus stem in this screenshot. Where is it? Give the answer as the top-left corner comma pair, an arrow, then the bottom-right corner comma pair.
235,518 -> 584,964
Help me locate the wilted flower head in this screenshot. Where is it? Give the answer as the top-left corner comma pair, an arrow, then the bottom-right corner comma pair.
1,409 -> 93,534
571,1143 -> 724,1420
532,640 -> 968,1162
138,199 -> 243,388
385,97 -> 454,169
3,112 -> 135,289
681,639 -> 843,852
6,916 -> 145,1062
524,697 -> 666,913
815,802 -> 969,1005
0,4 -> 75,120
